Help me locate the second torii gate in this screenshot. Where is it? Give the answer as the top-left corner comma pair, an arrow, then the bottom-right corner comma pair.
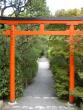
0,16 -> 83,104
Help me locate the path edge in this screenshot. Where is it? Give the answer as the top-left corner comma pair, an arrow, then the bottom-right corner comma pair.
0,100 -> 3,109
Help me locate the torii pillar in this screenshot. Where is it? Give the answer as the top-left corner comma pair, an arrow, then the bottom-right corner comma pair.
69,24 -> 75,104
10,25 -> 16,103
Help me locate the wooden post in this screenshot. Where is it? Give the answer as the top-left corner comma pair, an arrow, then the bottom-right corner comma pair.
10,25 -> 16,103
69,24 -> 75,104
40,24 -> 44,32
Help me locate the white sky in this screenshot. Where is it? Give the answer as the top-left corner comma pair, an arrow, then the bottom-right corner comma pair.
46,0 -> 83,14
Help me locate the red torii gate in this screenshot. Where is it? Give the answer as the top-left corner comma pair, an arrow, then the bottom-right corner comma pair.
0,16 -> 83,104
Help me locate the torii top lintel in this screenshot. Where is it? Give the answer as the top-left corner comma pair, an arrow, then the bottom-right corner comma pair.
0,16 -> 83,25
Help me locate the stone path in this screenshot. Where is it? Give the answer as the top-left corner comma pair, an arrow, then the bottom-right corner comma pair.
2,57 -> 76,110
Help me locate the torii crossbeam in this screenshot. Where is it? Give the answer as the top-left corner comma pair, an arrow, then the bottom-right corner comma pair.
0,16 -> 83,104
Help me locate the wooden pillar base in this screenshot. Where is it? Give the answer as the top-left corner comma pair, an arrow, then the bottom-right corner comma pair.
69,96 -> 75,104
67,102 -> 75,108
8,101 -> 17,105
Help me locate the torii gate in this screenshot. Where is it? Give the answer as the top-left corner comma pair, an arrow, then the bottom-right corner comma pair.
0,16 -> 83,104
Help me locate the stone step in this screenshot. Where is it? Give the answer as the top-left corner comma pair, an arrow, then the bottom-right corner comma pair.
2,103 -> 78,110
11,105 -> 68,110
22,96 -> 56,99
18,96 -> 64,106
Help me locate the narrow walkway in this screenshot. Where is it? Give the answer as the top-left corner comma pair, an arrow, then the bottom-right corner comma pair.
3,57 -> 71,110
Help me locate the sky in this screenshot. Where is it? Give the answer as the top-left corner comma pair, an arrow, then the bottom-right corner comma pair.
46,0 -> 83,14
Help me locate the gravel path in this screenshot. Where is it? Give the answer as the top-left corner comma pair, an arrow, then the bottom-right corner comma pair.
2,57 -> 75,110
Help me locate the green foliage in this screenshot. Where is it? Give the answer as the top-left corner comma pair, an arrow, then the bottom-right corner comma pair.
74,87 -> 83,100
19,0 -> 50,17
55,8 -> 83,16
49,36 -> 83,101
0,35 -> 38,99
49,36 -> 69,99
0,35 -> 10,99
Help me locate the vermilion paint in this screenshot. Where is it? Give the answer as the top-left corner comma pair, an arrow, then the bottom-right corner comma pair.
10,25 -> 16,102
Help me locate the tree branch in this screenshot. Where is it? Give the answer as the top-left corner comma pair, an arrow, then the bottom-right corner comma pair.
1,4 -> 15,16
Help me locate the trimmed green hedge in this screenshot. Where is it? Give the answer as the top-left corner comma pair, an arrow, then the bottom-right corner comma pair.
50,55 -> 69,100
0,36 -> 38,100
49,36 -> 83,103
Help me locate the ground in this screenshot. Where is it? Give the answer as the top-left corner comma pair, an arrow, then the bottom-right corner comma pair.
2,57 -> 78,110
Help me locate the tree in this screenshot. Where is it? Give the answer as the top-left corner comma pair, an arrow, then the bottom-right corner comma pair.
0,0 -> 31,16
55,9 -> 79,17
20,0 -> 50,17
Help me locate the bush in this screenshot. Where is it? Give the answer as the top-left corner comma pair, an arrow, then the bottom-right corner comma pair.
0,35 -> 38,100
50,55 -> 69,99
49,36 -> 83,102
